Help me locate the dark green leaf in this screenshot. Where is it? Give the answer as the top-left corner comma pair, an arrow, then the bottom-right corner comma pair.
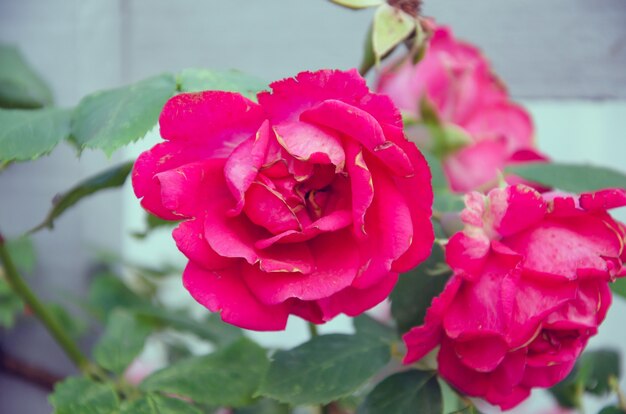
0,108 -> 70,163
141,338 -> 268,407
233,398 -> 291,414
423,151 -> 446,190
612,277 -> 626,300
258,334 -> 391,405
506,163 -> 626,193
353,314 -> 396,343
372,4 -> 415,61
93,309 -> 151,374
0,44 -> 53,108
358,370 -> 442,414
177,68 -> 266,100
579,349 -> 621,396
72,74 -> 176,155
598,407 -> 626,414
49,377 -> 119,414
119,393 -> 202,414
30,161 -> 133,232
391,243 -> 452,334
330,0 -> 384,9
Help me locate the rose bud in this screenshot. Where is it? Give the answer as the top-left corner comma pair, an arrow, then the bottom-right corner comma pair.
376,24 -> 547,193
133,69 -> 434,331
403,185 -> 626,409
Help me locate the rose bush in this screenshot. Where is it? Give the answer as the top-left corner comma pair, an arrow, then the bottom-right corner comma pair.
132,69 -> 434,331
403,184 -> 626,409
376,24 -> 547,193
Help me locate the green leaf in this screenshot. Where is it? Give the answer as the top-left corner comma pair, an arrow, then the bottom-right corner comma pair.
0,44 -> 53,109
358,370 -> 442,414
30,161 -> 133,232
353,314 -> 396,343
177,68 -> 266,100
0,108 -> 70,163
330,0 -> 384,9
49,377 -> 119,414
0,279 -> 23,328
612,277 -> 626,300
141,338 -> 269,407
47,303 -> 87,339
359,23 -> 376,76
119,393 -> 202,414
258,334 -> 391,405
233,398 -> 291,414
579,349 -> 621,396
598,407 -> 626,414
4,236 -> 36,274
372,4 -> 415,61
134,307 -> 243,348
391,243 -> 452,334
506,162 -> 626,193
93,309 -> 151,374
72,74 -> 176,155
88,272 -> 147,320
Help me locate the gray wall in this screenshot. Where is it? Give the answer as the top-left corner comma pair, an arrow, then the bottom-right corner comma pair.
1,1 -> 625,412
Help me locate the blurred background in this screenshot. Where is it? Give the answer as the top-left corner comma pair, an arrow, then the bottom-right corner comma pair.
1,0 -> 625,412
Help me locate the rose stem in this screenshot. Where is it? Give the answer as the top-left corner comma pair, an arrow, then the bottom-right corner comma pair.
0,231 -> 93,374
307,321 -> 319,338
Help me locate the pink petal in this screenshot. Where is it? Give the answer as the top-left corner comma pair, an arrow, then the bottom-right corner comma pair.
242,230 -> 359,304
159,91 -> 264,153
182,262 -> 289,331
579,188 -> 626,211
156,159 -> 225,218
463,102 -> 534,152
316,270 -> 399,321
522,359 -> 576,388
351,158 -> 413,288
274,121 -> 345,168
488,185 -> 546,237
258,69 -> 401,127
506,215 -> 623,280
300,100 -> 414,177
443,138 -> 509,193
383,124 -> 434,271
224,120 -> 272,214
403,276 -> 463,364
243,182 -> 301,234
345,141 -> 373,240
454,335 -> 509,372
173,219 -> 233,270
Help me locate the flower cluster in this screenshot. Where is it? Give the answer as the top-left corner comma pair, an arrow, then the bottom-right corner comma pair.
403,185 -> 626,409
376,23 -> 547,193
133,69 -> 434,331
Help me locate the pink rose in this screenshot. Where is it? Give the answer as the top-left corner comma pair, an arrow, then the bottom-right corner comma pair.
403,185 -> 626,409
376,24 -> 547,193
133,69 -> 434,331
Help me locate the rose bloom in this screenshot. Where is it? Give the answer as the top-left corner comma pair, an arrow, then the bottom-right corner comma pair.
403,184 -> 626,409
133,69 -> 434,331
376,24 -> 546,193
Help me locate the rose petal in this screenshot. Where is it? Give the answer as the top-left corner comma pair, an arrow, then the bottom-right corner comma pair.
242,230 -> 359,304
183,262 -> 289,331
274,121 -> 345,168
173,218 -> 232,270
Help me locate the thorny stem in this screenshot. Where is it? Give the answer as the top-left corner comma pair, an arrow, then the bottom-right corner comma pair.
0,231 -> 94,375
